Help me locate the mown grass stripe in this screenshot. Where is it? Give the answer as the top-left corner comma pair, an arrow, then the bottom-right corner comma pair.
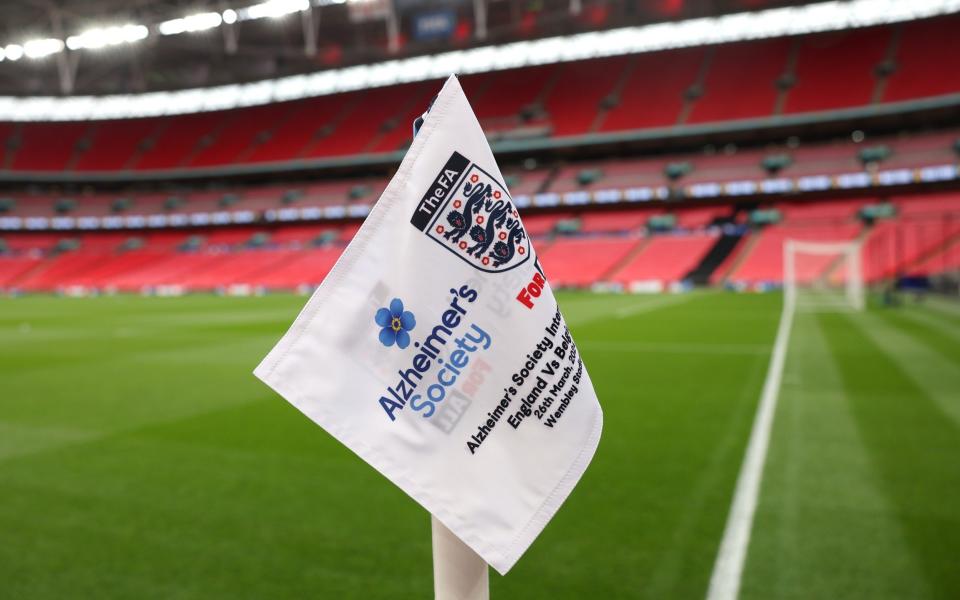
897,304 -> 960,345
855,311 -> 960,429
922,297 -> 960,324
0,292 -> 781,599
741,311 -> 932,600
820,311 -> 960,599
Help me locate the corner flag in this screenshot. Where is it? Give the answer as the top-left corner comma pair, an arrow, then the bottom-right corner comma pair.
254,75 -> 603,575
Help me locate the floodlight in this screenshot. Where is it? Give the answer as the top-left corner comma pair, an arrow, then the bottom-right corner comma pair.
23,38 -> 65,59
4,44 -> 24,61
66,24 -> 148,50
159,12 -> 223,36
241,0 -> 310,21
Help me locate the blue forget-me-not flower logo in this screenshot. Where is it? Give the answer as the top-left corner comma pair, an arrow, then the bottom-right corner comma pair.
375,298 -> 416,349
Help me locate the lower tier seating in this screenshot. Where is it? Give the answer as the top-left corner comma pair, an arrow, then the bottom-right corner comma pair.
1,194 -> 958,292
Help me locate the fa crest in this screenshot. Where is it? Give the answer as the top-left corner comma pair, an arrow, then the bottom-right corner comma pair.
411,153 -> 530,274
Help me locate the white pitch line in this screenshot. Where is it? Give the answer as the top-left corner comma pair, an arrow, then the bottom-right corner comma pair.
705,298 -> 795,600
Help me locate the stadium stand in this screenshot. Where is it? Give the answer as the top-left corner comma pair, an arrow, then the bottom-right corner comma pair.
783,27 -> 891,114
0,255 -> 41,288
74,118 -> 163,171
576,209 -> 652,233
884,14 -> 960,102
4,16 -> 960,173
599,48 -> 706,131
303,83 -> 431,158
862,194 -> 960,280
544,57 -> 631,137
187,104 -> 293,167
612,234 -> 717,287
0,14 -> 958,296
3,191 -> 958,294
11,122 -> 90,171
912,237 -> 960,276
687,39 -> 792,124
465,65 -> 559,131
242,95 -> 350,164
726,222 -> 865,285
135,112 -> 226,170
539,237 -> 640,287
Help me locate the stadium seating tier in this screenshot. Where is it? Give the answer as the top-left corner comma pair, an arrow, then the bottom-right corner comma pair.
3,16 -> 960,173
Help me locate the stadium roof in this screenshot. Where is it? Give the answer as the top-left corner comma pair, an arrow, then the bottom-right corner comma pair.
0,0 -> 958,121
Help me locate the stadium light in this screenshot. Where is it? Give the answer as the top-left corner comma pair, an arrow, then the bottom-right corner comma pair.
239,0 -> 310,21
3,44 -> 24,61
222,9 -> 239,24
66,24 -> 149,50
23,38 -> 65,59
159,12 -> 224,36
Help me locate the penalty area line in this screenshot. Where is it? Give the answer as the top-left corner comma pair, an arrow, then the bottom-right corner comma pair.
705,300 -> 795,600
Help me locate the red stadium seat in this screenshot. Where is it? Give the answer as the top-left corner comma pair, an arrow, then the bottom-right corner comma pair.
600,48 -> 705,131
688,39 -> 791,123
613,234 -> 716,285
74,119 -> 162,171
783,28 -> 890,114
539,237 -> 639,287
885,15 -> 960,102
13,122 -> 90,171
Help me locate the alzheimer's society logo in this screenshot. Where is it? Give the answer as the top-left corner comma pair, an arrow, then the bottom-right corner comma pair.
374,298 -> 417,349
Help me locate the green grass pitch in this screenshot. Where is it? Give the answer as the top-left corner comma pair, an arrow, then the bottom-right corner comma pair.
0,291 -> 957,599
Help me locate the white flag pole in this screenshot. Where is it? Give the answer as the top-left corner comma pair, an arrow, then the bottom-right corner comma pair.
416,99 -> 490,600
432,515 -> 490,600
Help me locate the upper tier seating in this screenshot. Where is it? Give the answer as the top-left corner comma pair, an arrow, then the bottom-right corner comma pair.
242,95 -> 351,163
74,118 -> 162,171
544,56 -> 630,137
3,16 -> 959,174
687,39 -> 791,123
884,15 -> 960,102
135,112 -> 225,170
12,122 -> 90,171
783,27 -> 890,114
304,83 -> 433,158
599,48 -> 705,132
187,104 -> 293,167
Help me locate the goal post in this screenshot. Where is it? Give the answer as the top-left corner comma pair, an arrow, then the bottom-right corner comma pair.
784,239 -> 865,312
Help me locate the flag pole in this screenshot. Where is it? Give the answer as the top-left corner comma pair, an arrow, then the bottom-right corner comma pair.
432,515 -> 490,600
414,99 -> 489,599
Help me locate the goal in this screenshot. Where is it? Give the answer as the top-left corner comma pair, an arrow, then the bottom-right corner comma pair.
783,239 -> 865,312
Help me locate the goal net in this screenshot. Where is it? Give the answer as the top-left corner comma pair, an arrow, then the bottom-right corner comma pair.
784,239 -> 865,312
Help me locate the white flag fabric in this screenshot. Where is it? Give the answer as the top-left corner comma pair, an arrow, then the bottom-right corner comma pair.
254,75 -> 603,574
